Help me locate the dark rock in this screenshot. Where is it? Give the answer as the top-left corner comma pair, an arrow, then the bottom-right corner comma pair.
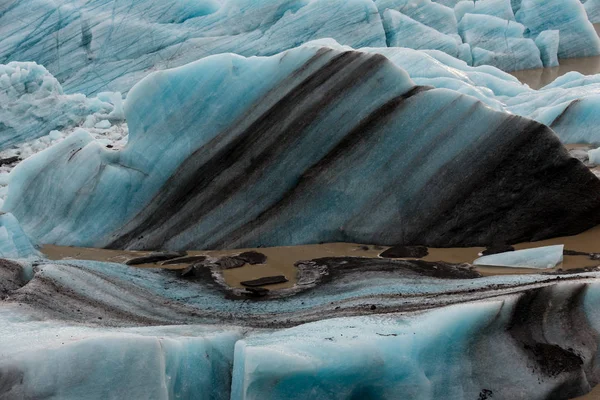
162,255 -> 208,265
481,245 -> 515,256
0,156 -> 20,167
563,249 -> 591,256
0,259 -> 27,299
216,256 -> 246,269
179,265 -> 196,277
304,257 -> 481,280
370,305 -> 377,310
236,251 -> 267,265
125,251 -> 187,265
478,389 -> 493,400
244,287 -> 270,297
380,245 -> 429,259
241,275 -> 288,287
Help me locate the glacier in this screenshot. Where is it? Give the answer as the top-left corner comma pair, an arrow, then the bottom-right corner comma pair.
3,0 -> 600,398
1,0 -> 600,99
5,44 -> 600,251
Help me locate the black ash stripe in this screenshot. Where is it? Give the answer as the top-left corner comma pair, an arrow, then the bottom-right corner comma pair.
107,51 -> 392,249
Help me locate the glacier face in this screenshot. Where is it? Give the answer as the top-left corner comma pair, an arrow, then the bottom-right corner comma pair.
2,250 -> 600,399
0,0 -> 386,95
5,45 -> 600,251
1,0 -> 600,100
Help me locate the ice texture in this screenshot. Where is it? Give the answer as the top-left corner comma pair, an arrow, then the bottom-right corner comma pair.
0,62 -> 124,150
473,245 -> 564,269
383,9 -> 460,56
352,44 -> 600,143
458,14 -> 542,70
0,0 -> 386,95
2,254 -> 600,398
515,0 -> 600,58
585,0 -> 600,23
5,44 -> 600,250
454,0 -> 516,22
0,0 -> 598,99
535,30 -> 561,67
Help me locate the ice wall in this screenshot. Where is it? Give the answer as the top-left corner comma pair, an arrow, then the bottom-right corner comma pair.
5,45 -> 600,250
2,254 -> 600,399
1,0 -> 599,99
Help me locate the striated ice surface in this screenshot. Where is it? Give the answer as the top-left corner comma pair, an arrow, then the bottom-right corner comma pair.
515,0 -> 600,58
0,0 -> 598,98
585,0 -> 600,23
0,0 -> 387,95
382,9 -> 460,56
5,44 -> 600,250
473,245 -> 564,269
458,14 -> 541,71
454,0 -> 516,22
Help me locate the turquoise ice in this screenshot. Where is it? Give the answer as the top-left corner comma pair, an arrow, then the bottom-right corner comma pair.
473,245 -> 564,269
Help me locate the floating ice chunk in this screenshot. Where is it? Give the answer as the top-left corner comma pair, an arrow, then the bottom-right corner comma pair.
382,9 -> 459,56
459,14 -> 542,71
473,245 -> 564,269
515,0 -> 600,58
535,30 -> 560,67
94,119 -> 112,129
589,147 -> 600,165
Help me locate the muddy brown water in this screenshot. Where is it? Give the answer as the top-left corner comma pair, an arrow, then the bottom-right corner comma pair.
509,24 -> 600,89
42,224 -> 600,289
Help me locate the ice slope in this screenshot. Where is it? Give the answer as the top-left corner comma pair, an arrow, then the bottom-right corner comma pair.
382,9 -> 460,56
0,62 -> 124,151
3,251 -> 600,399
349,44 -> 600,143
0,0 -> 386,95
6,45 -> 600,251
473,245 -> 564,269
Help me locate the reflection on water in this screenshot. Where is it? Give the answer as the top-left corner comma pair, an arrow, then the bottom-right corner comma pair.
509,24 -> 600,89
